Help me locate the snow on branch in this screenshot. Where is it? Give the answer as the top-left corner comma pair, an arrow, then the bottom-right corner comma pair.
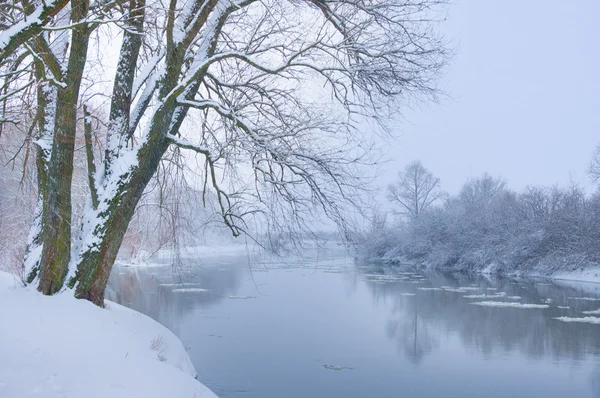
165,134 -> 210,156
0,0 -> 69,63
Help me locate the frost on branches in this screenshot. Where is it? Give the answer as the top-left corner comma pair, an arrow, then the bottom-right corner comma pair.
0,0 -> 448,305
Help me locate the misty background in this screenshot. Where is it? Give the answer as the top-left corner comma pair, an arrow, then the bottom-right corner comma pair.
380,0 -> 600,196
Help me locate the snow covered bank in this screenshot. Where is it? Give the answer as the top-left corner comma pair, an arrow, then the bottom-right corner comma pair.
550,266 -> 600,284
0,271 -> 217,398
360,251 -> 600,286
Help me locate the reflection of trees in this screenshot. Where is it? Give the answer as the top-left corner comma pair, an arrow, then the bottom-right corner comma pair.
590,366 -> 600,397
107,259 -> 243,330
386,309 -> 437,365
361,266 -> 600,363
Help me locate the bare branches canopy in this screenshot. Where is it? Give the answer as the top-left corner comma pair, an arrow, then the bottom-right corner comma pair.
0,0 -> 449,304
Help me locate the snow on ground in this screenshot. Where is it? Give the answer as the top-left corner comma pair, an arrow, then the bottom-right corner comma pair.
0,271 -> 217,398
551,279 -> 600,298
553,316 -> 600,324
552,266 -> 600,284
471,301 -> 550,309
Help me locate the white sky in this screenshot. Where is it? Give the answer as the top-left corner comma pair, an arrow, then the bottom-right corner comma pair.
378,0 -> 600,195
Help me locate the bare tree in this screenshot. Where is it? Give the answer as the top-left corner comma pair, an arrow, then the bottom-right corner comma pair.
1,0 -> 449,306
459,173 -> 506,206
387,161 -> 444,218
590,143 -> 600,183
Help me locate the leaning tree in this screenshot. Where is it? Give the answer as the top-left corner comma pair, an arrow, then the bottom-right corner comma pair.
0,0 -> 447,306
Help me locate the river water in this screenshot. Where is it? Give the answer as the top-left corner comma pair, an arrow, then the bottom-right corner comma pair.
108,246 -> 600,398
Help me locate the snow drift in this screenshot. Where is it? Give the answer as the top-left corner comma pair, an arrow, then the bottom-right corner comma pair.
0,271 -> 217,398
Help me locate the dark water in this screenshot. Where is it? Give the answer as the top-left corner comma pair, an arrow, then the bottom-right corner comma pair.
108,247 -> 600,398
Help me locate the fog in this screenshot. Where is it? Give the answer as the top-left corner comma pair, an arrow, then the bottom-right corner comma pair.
381,0 -> 600,195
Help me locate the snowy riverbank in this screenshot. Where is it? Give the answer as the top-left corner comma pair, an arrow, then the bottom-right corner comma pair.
0,271 -> 217,398
414,262 -> 600,286
360,254 -> 600,289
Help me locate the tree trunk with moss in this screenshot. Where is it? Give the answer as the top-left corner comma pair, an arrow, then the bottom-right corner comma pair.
73,132 -> 170,305
38,0 -> 90,294
23,60 -> 54,284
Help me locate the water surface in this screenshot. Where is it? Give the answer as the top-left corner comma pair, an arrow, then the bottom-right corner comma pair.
108,247 -> 600,397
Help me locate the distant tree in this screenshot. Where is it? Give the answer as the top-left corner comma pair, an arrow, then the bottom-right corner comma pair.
458,173 -> 506,206
589,144 -> 600,183
387,161 -> 445,218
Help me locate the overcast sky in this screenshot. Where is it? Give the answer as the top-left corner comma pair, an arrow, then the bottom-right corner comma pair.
379,0 -> 600,195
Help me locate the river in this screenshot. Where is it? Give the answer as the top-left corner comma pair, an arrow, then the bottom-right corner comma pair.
108,246 -> 600,397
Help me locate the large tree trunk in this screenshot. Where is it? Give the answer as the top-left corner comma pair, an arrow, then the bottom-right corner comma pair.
37,87 -> 77,293
23,59 -> 54,283
38,0 -> 90,294
72,80 -> 200,306
73,138 -> 170,306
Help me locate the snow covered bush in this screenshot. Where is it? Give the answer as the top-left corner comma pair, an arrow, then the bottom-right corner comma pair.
359,172 -> 600,276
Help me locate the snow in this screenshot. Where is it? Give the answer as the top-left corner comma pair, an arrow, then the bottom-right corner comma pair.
0,5 -> 45,48
552,266 -> 600,284
471,301 -> 550,309
417,286 -> 474,293
553,316 -> 600,324
465,291 -> 504,298
114,242 -> 248,270
582,308 -> 600,315
172,288 -> 210,293
166,133 -> 210,154
481,263 -> 497,275
159,283 -> 204,287
0,271 -> 217,398
464,293 -> 521,300
568,297 -> 600,301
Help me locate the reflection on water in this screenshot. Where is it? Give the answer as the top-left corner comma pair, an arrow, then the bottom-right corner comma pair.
107,256 -> 243,332
108,250 -> 600,398
386,309 -> 438,365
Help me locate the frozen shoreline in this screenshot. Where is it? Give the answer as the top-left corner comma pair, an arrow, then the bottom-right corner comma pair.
0,271 -> 217,398
368,257 -> 600,293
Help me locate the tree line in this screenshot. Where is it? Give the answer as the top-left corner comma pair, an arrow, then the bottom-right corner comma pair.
359,160 -> 600,275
